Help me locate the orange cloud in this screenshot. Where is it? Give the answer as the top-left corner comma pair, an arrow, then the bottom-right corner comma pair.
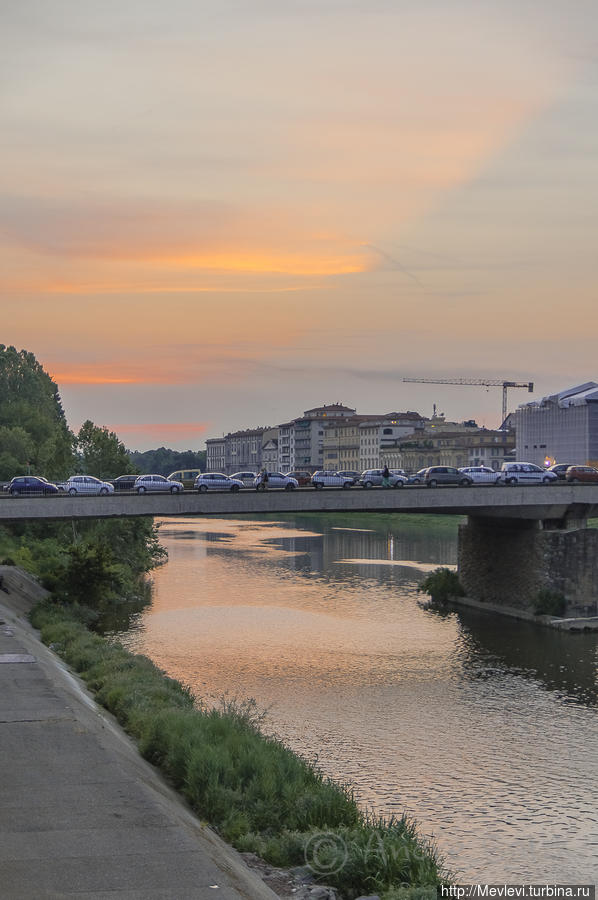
109,423 -> 210,439
51,372 -> 139,385
167,249 -> 369,276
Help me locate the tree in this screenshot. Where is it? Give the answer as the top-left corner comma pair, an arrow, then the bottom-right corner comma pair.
0,425 -> 35,481
0,345 -> 74,479
77,420 -> 135,480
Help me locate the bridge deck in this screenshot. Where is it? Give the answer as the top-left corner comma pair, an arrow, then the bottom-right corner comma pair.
1,484 -> 597,521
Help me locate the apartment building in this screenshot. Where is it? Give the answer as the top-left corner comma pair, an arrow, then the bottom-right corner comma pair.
359,412 -> 426,470
206,427 -> 272,474
205,436 -> 226,472
322,416 -> 377,471
261,427 -> 279,470
279,404 -> 356,472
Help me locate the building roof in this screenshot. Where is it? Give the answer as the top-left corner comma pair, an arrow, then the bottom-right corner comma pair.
225,426 -> 272,438
520,382 -> 598,409
302,403 -> 356,416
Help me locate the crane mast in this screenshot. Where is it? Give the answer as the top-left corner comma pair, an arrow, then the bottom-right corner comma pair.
402,377 -> 534,427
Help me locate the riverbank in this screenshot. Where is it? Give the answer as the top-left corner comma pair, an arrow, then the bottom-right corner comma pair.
0,566 -> 445,899
0,577 -> 278,900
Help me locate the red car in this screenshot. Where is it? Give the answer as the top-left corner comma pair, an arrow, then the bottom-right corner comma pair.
565,465 -> 598,483
285,471 -> 312,486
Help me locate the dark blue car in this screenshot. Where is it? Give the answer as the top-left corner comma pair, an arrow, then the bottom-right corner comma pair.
7,476 -> 60,496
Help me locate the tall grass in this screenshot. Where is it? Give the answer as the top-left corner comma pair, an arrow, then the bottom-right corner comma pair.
31,600 -> 446,899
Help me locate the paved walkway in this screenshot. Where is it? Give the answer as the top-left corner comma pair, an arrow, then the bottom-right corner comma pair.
0,582 -> 278,900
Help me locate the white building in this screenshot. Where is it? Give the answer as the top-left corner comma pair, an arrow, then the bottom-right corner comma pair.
515,382 -> 598,467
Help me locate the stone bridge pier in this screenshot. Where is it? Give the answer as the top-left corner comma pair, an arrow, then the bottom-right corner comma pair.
458,515 -> 598,617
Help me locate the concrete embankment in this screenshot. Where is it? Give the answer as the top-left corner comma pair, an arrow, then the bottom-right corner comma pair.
0,568 -> 278,900
443,591 -> 598,631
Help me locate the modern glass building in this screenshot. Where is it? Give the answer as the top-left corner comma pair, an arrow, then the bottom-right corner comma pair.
514,382 -> 598,467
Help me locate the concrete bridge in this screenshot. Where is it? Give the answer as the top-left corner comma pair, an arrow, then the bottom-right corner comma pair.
2,484 -> 598,618
1,483 -> 598,522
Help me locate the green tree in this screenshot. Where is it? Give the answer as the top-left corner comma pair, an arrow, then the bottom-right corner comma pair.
0,345 -> 74,479
0,425 -> 35,480
77,420 -> 135,480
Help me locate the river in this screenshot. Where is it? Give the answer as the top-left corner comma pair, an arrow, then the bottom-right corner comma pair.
113,512 -> 598,883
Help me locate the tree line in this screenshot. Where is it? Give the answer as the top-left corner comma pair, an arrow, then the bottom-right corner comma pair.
0,345 -> 172,620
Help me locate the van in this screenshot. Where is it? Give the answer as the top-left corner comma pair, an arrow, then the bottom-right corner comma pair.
167,469 -> 201,490
499,462 -> 557,485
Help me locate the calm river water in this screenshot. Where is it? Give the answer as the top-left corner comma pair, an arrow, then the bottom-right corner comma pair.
114,513 -> 598,883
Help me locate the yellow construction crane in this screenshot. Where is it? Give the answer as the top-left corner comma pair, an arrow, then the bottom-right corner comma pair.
402,377 -> 534,427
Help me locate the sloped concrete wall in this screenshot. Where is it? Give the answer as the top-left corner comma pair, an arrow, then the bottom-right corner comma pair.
0,565 -> 50,617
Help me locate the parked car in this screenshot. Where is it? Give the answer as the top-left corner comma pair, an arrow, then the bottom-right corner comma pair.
547,463 -> 576,480
390,468 -> 407,478
498,462 -> 558,485
60,475 -> 114,495
407,468 -> 428,485
135,474 -> 184,493
335,470 -> 361,484
253,472 -> 298,491
359,469 -> 407,488
167,469 -> 201,490
421,466 -> 473,487
230,471 -> 258,487
195,473 -> 244,492
310,471 -> 354,489
112,474 -> 140,492
6,475 -> 60,496
458,466 -> 501,485
564,465 -> 598,484
284,471 -> 312,486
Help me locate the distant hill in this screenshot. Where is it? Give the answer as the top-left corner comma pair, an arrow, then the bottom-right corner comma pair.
128,448 -> 206,477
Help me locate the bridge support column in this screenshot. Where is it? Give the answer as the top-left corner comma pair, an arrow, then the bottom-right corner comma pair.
457,516 -> 598,616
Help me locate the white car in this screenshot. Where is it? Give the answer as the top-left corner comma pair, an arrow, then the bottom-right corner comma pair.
458,466 -> 501,485
498,463 -> 558,486
253,472 -> 298,491
135,474 -> 184,493
310,471 -> 354,489
60,475 -> 114,496
195,473 -> 244,492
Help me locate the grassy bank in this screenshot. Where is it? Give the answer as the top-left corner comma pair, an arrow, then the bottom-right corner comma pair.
31,600 -> 445,899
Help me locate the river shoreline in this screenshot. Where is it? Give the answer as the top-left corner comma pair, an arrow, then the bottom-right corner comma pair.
0,563 -> 444,898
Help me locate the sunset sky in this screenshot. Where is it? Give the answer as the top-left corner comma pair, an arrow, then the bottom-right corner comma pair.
3,1 -> 597,449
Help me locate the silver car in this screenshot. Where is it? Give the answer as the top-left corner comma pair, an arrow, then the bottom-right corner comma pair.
195,473 -> 244,492
459,466 -> 501,485
359,469 -> 407,488
311,471 -> 354,489
60,475 -> 114,496
230,471 -> 257,487
135,474 -> 184,494
253,472 -> 298,491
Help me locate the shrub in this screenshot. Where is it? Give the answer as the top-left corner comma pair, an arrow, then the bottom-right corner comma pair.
533,588 -> 566,617
417,568 -> 464,604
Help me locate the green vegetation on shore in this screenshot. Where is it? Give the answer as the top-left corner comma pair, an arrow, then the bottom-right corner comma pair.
30,600 -> 446,899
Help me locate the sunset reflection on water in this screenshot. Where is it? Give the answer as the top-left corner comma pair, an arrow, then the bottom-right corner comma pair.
116,515 -> 598,884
